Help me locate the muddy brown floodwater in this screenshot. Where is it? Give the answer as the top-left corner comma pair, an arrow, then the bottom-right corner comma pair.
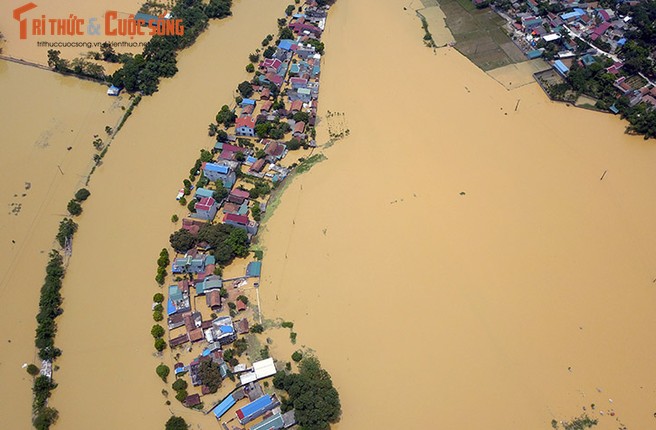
49,0 -> 288,429
258,1 -> 656,429
4,0 -> 656,429
0,60 -> 128,428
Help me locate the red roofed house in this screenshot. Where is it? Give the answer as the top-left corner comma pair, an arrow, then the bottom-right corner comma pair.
236,299 -> 247,312
194,197 -> 218,221
260,58 -> 282,74
260,101 -> 273,114
250,158 -> 266,173
260,88 -> 271,100
293,121 -> 306,136
223,213 -> 258,235
290,99 -> 303,113
182,218 -> 207,235
265,72 -> 284,87
235,116 -> 256,137
228,188 -> 250,204
264,140 -> 287,161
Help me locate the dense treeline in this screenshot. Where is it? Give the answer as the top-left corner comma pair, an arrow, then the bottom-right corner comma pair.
274,357 -> 341,430
31,250 -> 65,429
169,223 -> 249,265
620,0 -> 656,78
110,0 -> 233,94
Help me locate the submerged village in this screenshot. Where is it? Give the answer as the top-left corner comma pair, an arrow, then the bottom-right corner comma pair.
456,0 -> 656,136
149,2 -> 341,430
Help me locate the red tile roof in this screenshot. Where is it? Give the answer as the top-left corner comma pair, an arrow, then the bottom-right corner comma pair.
235,116 -> 255,129
293,121 -> 306,134
224,213 -> 249,225
290,100 -> 303,112
195,197 -> 216,212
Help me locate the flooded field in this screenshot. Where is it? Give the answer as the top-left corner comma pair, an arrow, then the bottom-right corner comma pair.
3,0 -> 656,429
48,0 -> 288,429
0,60 -> 129,428
257,0 -> 656,429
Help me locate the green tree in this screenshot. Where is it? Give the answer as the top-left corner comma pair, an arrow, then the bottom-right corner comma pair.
151,324 -> 165,338
172,379 -> 188,391
74,188 -> 91,201
238,81 -> 254,98
153,310 -> 163,322
100,42 -> 119,62
285,4 -> 295,16
171,214 -> 179,223
216,105 -> 237,127
175,389 -> 188,402
292,351 -> 303,362
169,229 -> 197,253
154,338 -> 167,352
273,357 -> 341,429
47,49 -> 68,71
26,363 -> 40,376
217,130 -> 228,142
251,323 -> 264,333
67,200 -> 82,216
156,364 -> 170,382
198,359 -> 223,393
33,406 -> 59,430
246,63 -> 255,73
153,293 -> 164,303
165,416 -> 189,430
55,218 -> 78,248
280,27 -> 294,40
249,53 -> 260,63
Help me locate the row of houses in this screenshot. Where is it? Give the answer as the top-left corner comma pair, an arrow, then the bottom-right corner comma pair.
162,1 -> 332,428
484,0 -> 656,112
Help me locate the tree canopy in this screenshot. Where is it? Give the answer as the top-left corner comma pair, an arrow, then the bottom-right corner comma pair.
274,357 -> 341,430
165,416 -> 188,430
169,229 -> 197,253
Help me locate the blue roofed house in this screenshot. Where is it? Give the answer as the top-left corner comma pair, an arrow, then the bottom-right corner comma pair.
196,275 -> 223,295
167,284 -> 190,315
236,395 -> 280,425
202,162 -> 236,188
251,413 -> 284,430
107,85 -> 121,96
240,98 -> 256,107
210,316 -> 237,345
553,60 -> 569,76
194,187 -> 215,200
277,39 -> 295,51
172,254 -> 208,274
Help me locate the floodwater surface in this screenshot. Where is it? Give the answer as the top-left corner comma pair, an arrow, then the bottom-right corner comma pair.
50,0 -> 288,429
257,1 -> 656,429
0,60 -> 128,428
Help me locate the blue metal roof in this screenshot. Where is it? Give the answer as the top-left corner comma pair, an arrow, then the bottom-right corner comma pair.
241,98 -> 256,106
134,12 -> 159,26
553,60 -> 569,75
278,39 -> 295,51
251,413 -> 284,430
204,163 -> 229,174
195,188 -> 214,199
213,395 -> 236,418
246,261 -> 262,277
238,395 -> 273,418
561,11 -> 581,20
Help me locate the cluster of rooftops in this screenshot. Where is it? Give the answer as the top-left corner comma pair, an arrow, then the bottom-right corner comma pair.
161,2 -> 332,428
